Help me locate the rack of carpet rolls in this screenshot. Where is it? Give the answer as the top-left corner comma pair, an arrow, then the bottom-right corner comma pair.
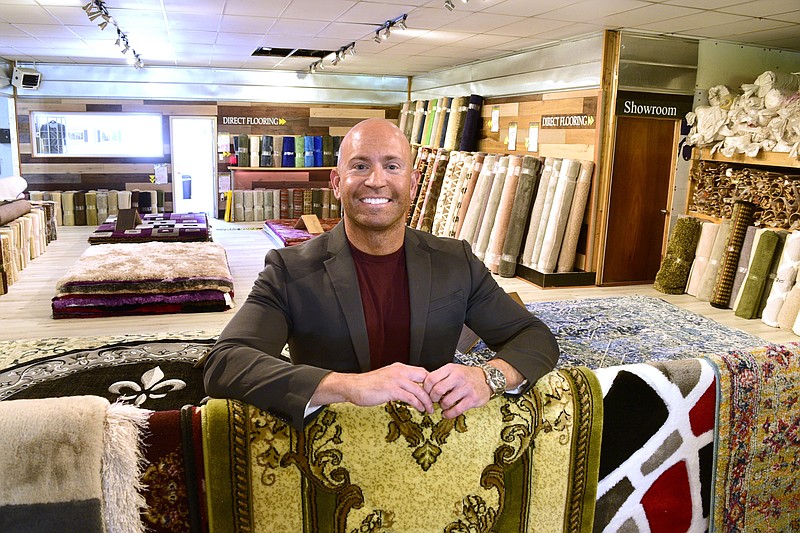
225,133 -> 342,168
0,198 -> 58,296
27,188 -> 171,226
655,197 -> 800,336
408,147 -> 595,282
222,187 -> 341,222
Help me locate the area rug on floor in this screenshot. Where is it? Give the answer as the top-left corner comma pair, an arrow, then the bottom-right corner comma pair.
0,331 -> 219,410
472,295 -> 766,368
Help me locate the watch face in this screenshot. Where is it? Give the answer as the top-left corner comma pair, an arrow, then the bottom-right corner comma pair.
483,364 -> 506,397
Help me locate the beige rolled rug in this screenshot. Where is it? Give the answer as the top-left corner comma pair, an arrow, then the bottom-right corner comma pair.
686,222 -> 720,296
527,158 -> 564,268
95,191 -> 108,224
61,191 -> 76,226
106,190 -> 118,217
761,231 -> 800,326
243,189 -> 255,222
233,190 -> 245,222
453,153 -> 486,238
410,101 -> 425,145
458,154 -> 497,245
398,100 -> 411,138
696,219 -> 731,302
442,153 -> 473,238
254,189 -> 265,221
473,156 -> 509,260
537,159 -> 581,273
727,225 -> 756,307
431,96 -> 450,149
45,191 -> 63,225
85,190 -> 98,226
520,158 -> 558,268
485,155 -> 522,272
778,283 -> 800,330
431,151 -> 463,236
556,161 -> 595,273
443,97 -> 465,151
498,156 -> 541,278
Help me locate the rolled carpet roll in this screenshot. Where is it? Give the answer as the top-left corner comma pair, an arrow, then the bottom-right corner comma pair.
734,230 -> 780,319
761,231 -> 800,326
243,190 -> 255,222
458,94 -> 484,152
537,158 -> 581,273
727,225 -> 756,308
45,191 -> 63,225
757,231 -> 788,318
778,283 -> 800,330
696,219 -> 730,302
556,160 -> 594,273
653,216 -> 703,294
453,153 -> 486,239
322,135 -> 334,167
281,136 -> 295,167
732,228 -> 768,310
527,158 -> 564,268
421,98 -> 437,146
686,222 -> 720,296
417,149 -> 451,233
294,135 -> 305,168
409,149 -> 436,228
261,135 -> 274,167
272,135 -> 283,167
431,152 -> 463,236
96,191 -> 108,224
441,153 -> 472,237
485,155 -> 522,272
85,191 -> 99,226
473,156 -> 509,260
458,154 -> 496,245
412,100 -> 427,145
443,96 -> 465,151
711,200 -> 757,308
498,155 -> 541,278
233,190 -> 245,222
520,158 -> 558,268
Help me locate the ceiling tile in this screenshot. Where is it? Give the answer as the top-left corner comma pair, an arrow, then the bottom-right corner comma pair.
338,2 -> 410,24
170,30 -> 218,44
281,0 -> 357,22
634,11 -> 750,33
166,12 -> 221,32
439,12 -> 522,33
401,7 -> 470,30
164,0 -> 224,14
215,32 -> 263,46
267,18 -> 329,36
483,0 -> 582,17
218,15 -> 274,34
491,17 -> 575,38
223,0 -> 292,17
595,4 -> 703,27
0,5 -> 60,24
453,33 -> 519,49
718,0 -> 800,17
542,0 -> 653,23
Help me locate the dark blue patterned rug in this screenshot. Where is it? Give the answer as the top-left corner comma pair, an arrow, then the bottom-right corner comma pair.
472,295 -> 767,369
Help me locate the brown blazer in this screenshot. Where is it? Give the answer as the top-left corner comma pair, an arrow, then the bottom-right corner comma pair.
203,222 -> 558,429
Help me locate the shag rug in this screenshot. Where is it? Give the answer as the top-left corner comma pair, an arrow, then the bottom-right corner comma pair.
0,331 -> 218,410
493,296 -> 764,368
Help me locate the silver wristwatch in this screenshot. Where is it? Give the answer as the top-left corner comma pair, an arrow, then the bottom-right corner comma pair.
455,351 -> 507,399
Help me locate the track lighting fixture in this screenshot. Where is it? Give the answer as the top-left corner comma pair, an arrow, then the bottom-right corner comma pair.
444,0 -> 455,11
396,15 -> 408,31
83,0 -> 144,69
373,30 -> 382,44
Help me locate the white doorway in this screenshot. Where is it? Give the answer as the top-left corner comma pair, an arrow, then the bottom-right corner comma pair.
169,116 -> 217,216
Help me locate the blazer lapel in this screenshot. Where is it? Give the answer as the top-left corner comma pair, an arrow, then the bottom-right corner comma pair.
323,224 -> 371,371
405,228 -> 431,366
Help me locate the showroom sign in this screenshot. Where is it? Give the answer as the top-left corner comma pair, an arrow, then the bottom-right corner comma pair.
616,91 -> 693,119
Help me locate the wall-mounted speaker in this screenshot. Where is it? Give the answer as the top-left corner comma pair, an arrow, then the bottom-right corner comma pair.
11,67 -> 42,90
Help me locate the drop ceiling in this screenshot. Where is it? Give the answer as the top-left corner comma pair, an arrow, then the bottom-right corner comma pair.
1,0 -> 799,77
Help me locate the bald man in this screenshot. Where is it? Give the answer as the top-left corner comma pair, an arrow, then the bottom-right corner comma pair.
203,118 -> 558,430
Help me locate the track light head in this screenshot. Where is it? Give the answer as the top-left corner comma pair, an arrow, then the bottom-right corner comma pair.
444,0 -> 455,11
374,30 -> 382,43
383,25 -> 391,39
396,15 -> 408,30
461,0 -> 470,3
347,43 -> 356,56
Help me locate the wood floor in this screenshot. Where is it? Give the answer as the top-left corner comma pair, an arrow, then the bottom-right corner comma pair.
1,220 -> 797,346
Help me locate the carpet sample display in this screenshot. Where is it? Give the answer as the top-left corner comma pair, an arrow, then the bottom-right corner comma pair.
263,218 -> 339,247
430,151 -> 463,236
761,230 -> 800,326
62,191 -> 75,225
458,94 -> 484,152
686,222 -> 720,297
593,359 -> 716,533
417,149 -> 450,233
537,158 -> 582,273
409,149 -> 436,228
653,216 -> 703,295
457,154 -> 496,244
707,343 -> 800,533
52,241 -> 234,318
0,395 -> 110,533
443,96 -> 466,150
556,160 -> 594,273
88,213 -> 210,244
470,296 -> 765,370
473,155 -> 509,260
203,366 -> 601,533
710,200 -> 757,308
734,230 -> 780,319
484,155 -> 522,272
421,98 -> 437,146
498,155 -> 541,277
778,283 -> 800,330
695,219 -> 731,302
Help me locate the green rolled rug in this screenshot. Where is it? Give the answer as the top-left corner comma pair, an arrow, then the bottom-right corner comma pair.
734,230 -> 780,319
711,200 -> 757,308
653,216 -> 703,294
756,231 -> 787,317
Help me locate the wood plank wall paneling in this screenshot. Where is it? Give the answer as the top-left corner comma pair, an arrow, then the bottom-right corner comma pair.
14,98 -> 400,193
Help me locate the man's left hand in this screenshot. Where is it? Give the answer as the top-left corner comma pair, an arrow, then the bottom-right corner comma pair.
422,363 -> 491,419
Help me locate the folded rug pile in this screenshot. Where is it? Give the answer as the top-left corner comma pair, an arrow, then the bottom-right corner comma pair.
52,241 -> 234,318
88,212 -> 211,245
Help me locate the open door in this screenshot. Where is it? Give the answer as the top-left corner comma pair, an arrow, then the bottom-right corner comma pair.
600,116 -> 677,285
169,116 -> 217,216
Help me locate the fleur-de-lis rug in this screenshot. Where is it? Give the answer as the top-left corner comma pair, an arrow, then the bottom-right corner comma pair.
0,330 -> 219,410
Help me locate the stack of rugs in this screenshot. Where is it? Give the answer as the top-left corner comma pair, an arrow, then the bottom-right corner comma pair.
407,148 -> 594,277
51,241 -> 234,318
228,133 -> 342,168
4,341 -> 800,533
28,188 -> 172,227
398,94 -> 485,152
88,213 -> 211,245
222,187 -> 341,222
655,205 -> 800,337
263,218 -> 340,247
1,199 -> 57,295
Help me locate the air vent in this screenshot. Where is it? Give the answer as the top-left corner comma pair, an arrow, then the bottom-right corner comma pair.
252,47 -> 334,59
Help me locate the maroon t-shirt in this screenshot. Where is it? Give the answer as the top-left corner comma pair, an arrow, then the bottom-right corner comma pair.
349,243 -> 411,369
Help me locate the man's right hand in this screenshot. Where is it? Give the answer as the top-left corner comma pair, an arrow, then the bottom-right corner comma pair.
309,362 -> 434,414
